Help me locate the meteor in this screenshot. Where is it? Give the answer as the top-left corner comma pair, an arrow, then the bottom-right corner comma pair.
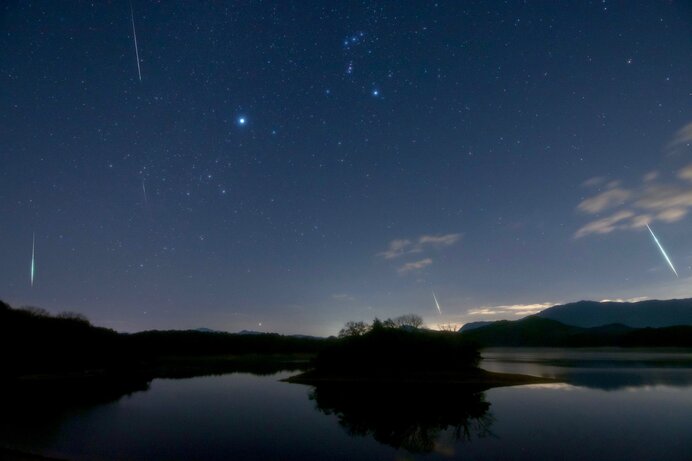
30,233 -> 35,287
432,291 -> 442,315
646,224 -> 678,277
142,178 -> 148,205
130,2 -> 142,81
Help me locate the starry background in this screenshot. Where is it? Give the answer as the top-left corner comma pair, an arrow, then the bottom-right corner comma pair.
1,1 -> 692,335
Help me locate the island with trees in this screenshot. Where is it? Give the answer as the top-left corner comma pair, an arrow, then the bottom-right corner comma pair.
286,315 -> 555,388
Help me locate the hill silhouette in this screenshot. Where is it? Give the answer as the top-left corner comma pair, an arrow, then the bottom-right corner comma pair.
535,298 -> 692,328
460,314 -> 692,347
0,300 -> 325,381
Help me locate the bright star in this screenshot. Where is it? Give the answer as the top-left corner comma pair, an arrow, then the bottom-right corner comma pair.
372,89 -> 379,97
238,116 -> 247,126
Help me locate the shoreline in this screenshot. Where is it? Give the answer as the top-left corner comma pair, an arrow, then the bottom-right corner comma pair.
284,367 -> 558,389
0,447 -> 67,461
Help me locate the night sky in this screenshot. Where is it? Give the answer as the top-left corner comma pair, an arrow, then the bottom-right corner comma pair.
2,1 -> 692,335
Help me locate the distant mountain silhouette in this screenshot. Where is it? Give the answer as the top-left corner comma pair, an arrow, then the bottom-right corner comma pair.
460,314 -> 692,347
536,298 -> 692,328
459,321 -> 494,332
195,327 -> 224,333
461,317 -> 580,347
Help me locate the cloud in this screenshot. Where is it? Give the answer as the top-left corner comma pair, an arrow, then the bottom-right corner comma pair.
644,171 -> 659,182
577,188 -> 632,213
582,177 -> 607,188
575,210 -> 635,238
397,258 -> 432,274
467,302 -> 555,316
678,164 -> 692,181
635,184 -> 692,212
599,296 -> 648,303
377,233 -> 462,259
576,162 -> 692,237
668,122 -> 692,152
377,239 -> 414,259
379,233 -> 461,275
418,233 -> 462,247
656,207 -> 687,222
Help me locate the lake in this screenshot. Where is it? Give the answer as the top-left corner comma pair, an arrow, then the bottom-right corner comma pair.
3,348 -> 692,460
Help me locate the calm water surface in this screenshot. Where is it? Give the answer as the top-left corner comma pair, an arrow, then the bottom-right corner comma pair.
3,348 -> 692,460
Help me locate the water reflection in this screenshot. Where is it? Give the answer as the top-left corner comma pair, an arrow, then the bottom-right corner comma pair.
308,383 -> 494,453
481,348 -> 692,390
1,375 -> 151,457
0,361 -> 307,459
4,350 -> 692,460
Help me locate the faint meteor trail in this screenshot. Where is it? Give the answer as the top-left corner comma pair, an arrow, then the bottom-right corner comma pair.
130,2 -> 142,81
142,178 -> 148,205
646,224 -> 678,277
432,291 -> 442,315
30,233 -> 35,287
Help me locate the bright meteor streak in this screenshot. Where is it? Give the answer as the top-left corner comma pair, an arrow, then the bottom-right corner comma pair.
30,233 -> 35,287
130,2 -> 142,81
432,291 -> 442,315
646,224 -> 678,278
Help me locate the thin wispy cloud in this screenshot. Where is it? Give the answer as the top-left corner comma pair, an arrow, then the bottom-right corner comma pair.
377,239 -> 415,259
576,161 -> 692,238
397,258 -> 433,274
678,165 -> 692,181
576,122 -> 692,238
667,121 -> 692,153
378,233 -> 461,275
418,233 -> 462,247
582,176 -> 607,188
377,233 -> 461,259
577,187 -> 632,214
575,210 -> 635,238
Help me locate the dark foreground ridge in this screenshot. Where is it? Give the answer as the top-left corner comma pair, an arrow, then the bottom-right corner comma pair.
286,323 -> 555,388
0,300 -> 324,385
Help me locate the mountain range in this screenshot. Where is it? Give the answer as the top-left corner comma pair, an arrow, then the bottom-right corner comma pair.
535,298 -> 692,328
458,298 -> 692,347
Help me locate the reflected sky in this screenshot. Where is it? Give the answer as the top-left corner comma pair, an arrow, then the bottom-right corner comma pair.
481,348 -> 692,390
3,350 -> 692,460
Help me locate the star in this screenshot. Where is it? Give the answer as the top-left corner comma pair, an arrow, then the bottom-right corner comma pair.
237,116 -> 247,126
372,89 -> 380,97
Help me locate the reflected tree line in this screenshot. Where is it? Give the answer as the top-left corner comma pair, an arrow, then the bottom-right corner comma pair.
309,382 -> 494,453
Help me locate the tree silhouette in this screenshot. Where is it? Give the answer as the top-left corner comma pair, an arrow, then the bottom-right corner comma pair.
392,314 -> 424,329
338,321 -> 370,338
309,382 -> 494,453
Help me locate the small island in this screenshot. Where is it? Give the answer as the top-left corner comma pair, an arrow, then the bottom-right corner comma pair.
286,316 -> 555,389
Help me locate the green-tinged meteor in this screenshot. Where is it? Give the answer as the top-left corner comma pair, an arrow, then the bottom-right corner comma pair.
646,224 -> 678,278
30,232 -> 35,287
